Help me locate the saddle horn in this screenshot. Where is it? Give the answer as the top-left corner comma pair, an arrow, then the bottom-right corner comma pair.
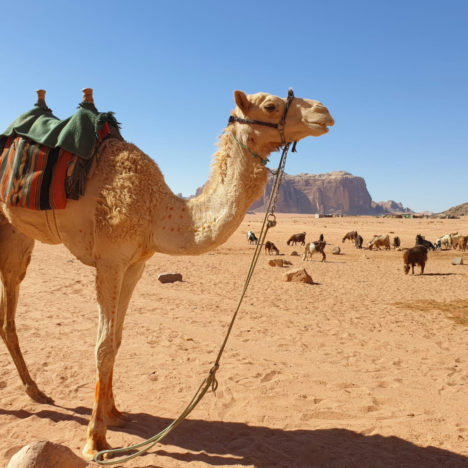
82,88 -> 94,104
35,89 -> 51,112
81,88 -> 98,112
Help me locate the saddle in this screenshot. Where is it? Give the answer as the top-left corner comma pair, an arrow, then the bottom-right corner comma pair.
0,89 -> 121,210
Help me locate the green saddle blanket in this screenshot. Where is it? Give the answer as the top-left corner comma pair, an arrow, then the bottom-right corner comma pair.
1,102 -> 119,160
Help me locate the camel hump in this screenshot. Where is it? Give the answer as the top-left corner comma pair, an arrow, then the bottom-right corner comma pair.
82,88 -> 94,103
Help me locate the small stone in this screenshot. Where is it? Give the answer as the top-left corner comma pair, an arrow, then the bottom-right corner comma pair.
283,268 -> 314,284
7,441 -> 87,468
148,371 -> 158,382
331,246 -> 341,255
158,272 -> 183,283
269,259 -> 284,267
451,257 -> 464,265
290,251 -> 300,256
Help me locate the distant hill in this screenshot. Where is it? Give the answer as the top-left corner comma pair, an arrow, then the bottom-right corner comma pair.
438,202 -> 468,217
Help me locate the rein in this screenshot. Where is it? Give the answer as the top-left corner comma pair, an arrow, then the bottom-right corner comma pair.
94,88 -> 297,465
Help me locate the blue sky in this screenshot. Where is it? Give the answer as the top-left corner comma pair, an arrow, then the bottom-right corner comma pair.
1,0 -> 466,212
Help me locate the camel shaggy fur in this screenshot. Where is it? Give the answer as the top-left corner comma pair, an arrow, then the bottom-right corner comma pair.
0,88 -> 333,458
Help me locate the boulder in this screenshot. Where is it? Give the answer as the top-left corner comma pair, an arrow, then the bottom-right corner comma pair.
283,268 -> 314,284
331,246 -> 341,255
158,272 -> 183,283
7,441 -> 87,468
451,257 -> 464,265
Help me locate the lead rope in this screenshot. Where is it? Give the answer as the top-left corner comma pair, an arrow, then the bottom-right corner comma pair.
93,142 -> 292,465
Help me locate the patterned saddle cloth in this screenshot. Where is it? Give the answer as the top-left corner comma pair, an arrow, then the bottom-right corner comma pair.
0,102 -> 120,210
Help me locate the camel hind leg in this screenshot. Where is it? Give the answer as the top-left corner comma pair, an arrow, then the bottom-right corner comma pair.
0,217 -> 53,403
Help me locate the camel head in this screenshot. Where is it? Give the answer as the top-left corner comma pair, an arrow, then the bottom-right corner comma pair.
231,90 -> 334,148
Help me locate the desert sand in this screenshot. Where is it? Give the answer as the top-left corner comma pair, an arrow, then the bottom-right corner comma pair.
1,214 -> 467,467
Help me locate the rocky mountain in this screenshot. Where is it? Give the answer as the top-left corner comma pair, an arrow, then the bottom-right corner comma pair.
372,200 -> 413,215
249,171 -> 411,215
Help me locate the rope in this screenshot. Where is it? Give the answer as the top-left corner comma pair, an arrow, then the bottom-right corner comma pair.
230,133 -> 269,166
93,142 -> 291,466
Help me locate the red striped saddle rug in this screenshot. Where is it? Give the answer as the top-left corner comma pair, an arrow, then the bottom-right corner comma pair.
0,122 -> 112,210
0,136 -> 71,210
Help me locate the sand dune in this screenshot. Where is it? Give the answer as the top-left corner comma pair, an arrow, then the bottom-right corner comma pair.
1,214 -> 467,467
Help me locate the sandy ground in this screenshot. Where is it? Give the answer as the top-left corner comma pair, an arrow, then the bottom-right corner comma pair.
1,214 -> 467,468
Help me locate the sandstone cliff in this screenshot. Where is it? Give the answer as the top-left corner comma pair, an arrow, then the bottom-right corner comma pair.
249,171 -> 411,215
194,171 -> 411,215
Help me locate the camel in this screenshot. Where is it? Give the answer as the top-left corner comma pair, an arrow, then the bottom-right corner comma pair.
0,88 -> 333,459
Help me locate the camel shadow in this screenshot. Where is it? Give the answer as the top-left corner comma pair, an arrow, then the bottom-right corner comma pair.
3,406 -> 467,467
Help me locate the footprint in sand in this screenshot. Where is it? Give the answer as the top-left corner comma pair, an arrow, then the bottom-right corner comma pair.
0,381 -> 6,390
376,380 -> 390,388
260,370 -> 280,383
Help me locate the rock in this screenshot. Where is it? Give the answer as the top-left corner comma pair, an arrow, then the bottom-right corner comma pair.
290,251 -> 300,256
331,246 -> 341,255
283,268 -> 314,284
158,272 -> 182,283
7,441 -> 87,468
451,257 -> 464,265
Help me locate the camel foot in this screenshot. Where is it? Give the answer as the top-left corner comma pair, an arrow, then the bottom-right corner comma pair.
82,436 -> 112,461
25,383 -> 54,404
106,407 -> 128,427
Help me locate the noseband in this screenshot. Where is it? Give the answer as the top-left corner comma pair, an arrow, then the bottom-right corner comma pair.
228,88 -> 297,148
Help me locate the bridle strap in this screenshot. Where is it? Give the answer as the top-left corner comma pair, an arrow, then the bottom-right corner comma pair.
228,88 -> 296,146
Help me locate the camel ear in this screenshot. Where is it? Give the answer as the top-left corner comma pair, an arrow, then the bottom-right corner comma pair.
234,90 -> 250,114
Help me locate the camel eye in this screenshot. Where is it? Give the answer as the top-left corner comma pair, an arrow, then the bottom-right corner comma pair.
264,104 -> 276,112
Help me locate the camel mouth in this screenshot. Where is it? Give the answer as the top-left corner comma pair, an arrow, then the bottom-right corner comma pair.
306,121 -> 331,134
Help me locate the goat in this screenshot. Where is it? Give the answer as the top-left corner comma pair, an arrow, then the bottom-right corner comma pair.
264,240 -> 279,255
247,230 -> 258,245
342,231 -> 358,243
302,240 -> 326,262
287,232 -> 306,246
392,236 -> 401,249
355,234 -> 363,249
368,234 -> 390,250
403,245 -> 428,275
435,233 -> 454,250
415,234 -> 435,250
452,235 -> 468,251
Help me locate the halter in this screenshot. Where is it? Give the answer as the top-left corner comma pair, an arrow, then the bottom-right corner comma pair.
228,88 -> 297,147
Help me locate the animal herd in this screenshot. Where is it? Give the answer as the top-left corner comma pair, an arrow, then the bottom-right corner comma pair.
246,228 -> 466,275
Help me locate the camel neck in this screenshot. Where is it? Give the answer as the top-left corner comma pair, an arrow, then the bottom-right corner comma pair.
150,129 -> 270,255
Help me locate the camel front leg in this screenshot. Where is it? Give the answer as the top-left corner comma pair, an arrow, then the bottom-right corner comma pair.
105,261 -> 145,428
83,260 -> 145,459
0,222 -> 52,403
